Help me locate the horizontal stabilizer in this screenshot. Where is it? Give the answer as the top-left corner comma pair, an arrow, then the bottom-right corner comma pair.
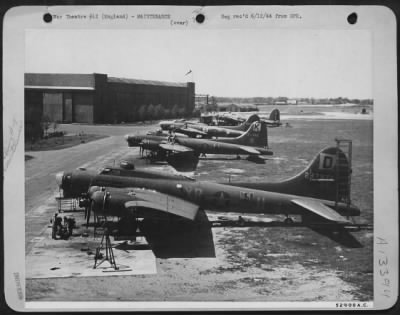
239,146 -> 261,155
125,189 -> 199,220
159,143 -> 194,153
291,199 -> 350,224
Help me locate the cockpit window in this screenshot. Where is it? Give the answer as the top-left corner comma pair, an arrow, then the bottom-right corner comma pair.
98,168 -> 122,176
98,168 -> 111,174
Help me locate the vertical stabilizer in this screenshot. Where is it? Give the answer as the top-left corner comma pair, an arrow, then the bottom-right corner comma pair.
228,147 -> 352,202
232,121 -> 268,147
269,108 -> 280,122
280,147 -> 352,201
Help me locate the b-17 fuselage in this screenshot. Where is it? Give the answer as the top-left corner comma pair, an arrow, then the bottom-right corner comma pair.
56,146 -> 360,225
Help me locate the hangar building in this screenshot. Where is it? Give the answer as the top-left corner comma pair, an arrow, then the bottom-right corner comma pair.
25,73 -> 195,124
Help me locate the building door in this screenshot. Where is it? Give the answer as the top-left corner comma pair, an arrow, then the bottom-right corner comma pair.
25,90 -> 44,139
74,93 -> 93,123
43,92 -> 63,122
63,93 -> 73,123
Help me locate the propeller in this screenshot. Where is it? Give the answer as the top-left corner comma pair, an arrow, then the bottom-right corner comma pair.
85,186 -> 101,228
87,199 -> 93,227
79,193 -> 89,220
86,187 -> 110,232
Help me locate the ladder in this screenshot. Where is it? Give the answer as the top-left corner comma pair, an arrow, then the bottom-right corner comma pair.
334,139 -> 352,210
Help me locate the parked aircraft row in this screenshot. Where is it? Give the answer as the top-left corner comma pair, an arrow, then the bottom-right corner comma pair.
199,109 -> 281,128
125,120 -> 272,169
159,109 -> 281,139
55,108 -> 362,247
124,111 -> 281,169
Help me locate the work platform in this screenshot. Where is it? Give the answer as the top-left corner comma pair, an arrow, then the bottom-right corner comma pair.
26,208 -> 157,279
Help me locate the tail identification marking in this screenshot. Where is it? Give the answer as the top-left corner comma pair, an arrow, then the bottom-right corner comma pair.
319,153 -> 336,170
252,121 -> 261,132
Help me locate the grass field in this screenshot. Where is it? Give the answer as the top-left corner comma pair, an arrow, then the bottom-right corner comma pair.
196,119 -> 373,222
25,134 -> 107,152
190,119 -> 373,300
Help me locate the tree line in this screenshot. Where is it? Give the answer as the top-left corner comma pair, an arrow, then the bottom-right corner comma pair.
215,96 -> 374,105
134,103 -> 191,121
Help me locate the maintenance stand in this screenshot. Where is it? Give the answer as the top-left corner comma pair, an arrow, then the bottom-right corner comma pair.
93,227 -> 119,270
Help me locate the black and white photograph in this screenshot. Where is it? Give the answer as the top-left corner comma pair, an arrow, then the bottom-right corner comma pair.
3,5 -> 398,311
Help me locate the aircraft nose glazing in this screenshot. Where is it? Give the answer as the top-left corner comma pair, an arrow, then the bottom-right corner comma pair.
55,171 -> 64,188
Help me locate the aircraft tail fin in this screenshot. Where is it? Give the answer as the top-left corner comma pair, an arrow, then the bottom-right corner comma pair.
283,146 -> 352,202
223,114 -> 260,131
230,146 -> 352,203
239,114 -> 260,131
234,121 -> 268,147
269,108 -> 280,122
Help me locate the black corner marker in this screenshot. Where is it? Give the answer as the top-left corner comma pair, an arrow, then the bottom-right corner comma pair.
196,14 -> 205,24
347,12 -> 357,25
43,13 -> 52,23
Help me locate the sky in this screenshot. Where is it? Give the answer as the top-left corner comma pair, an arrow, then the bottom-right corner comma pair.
25,29 -> 372,99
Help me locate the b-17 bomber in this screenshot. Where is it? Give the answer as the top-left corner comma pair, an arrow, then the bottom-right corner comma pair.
219,109 -> 282,129
55,146 -> 361,245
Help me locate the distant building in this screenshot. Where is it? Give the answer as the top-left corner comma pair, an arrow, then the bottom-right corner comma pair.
25,73 -> 195,124
287,99 -> 297,105
195,94 -> 217,112
297,101 -> 309,105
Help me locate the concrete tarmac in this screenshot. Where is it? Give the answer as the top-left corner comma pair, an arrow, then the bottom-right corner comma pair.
25,119 -> 373,302
25,123 -> 156,255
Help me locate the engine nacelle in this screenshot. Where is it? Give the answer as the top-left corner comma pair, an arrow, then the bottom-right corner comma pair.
141,139 -> 163,151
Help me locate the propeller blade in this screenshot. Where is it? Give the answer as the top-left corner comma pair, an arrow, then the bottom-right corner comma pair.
103,189 -> 107,211
86,201 -> 93,227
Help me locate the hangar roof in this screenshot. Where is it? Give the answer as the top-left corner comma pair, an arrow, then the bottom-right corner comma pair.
25,73 -> 95,90
25,73 -> 189,89
108,76 -> 188,88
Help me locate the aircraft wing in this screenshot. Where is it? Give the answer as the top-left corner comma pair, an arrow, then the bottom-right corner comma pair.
177,127 -> 207,137
125,189 -> 199,220
291,199 -> 350,224
262,119 -> 278,125
238,146 -> 261,155
159,143 -> 194,153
